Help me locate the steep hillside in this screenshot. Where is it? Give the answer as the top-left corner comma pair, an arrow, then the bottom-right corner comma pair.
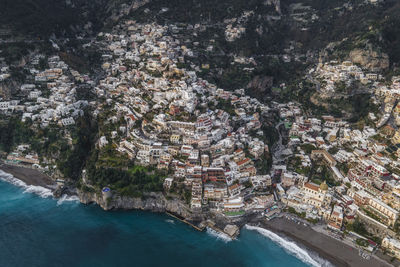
1,0 -> 400,105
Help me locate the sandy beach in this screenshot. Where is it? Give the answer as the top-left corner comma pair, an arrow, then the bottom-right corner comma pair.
0,163 -> 57,189
256,216 -> 391,267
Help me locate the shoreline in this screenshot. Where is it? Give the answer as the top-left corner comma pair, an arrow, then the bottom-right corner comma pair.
0,164 -> 393,267
255,216 -> 391,267
0,163 -> 57,190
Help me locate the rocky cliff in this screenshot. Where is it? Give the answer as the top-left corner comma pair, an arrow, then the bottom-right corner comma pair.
0,79 -> 20,100
77,189 -> 194,219
105,0 -> 151,24
349,47 -> 390,71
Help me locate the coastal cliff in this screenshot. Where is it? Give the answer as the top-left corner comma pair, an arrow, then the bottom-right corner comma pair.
77,190 -> 194,219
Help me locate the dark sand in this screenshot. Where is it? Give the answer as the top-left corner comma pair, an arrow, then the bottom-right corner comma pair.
0,163 -> 56,189
259,217 -> 391,267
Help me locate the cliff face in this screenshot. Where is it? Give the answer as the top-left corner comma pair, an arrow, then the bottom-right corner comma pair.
349,48 -> 390,71
105,0 -> 151,24
77,190 -> 193,219
0,80 -> 20,100
247,76 -> 274,92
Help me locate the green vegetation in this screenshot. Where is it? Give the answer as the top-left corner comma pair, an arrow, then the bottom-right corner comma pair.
356,238 -> 369,247
59,50 -> 101,74
306,217 -> 319,224
97,145 -> 131,168
254,155 -> 272,175
287,207 -> 319,224
260,124 -> 280,147
300,144 -> 316,154
288,156 -> 311,176
386,165 -> 400,177
362,208 -> 384,224
215,99 -> 235,116
224,210 -> 245,217
57,111 -> 98,180
328,147 -> 339,155
346,219 -> 382,244
0,116 -> 34,153
0,112 -> 98,183
336,162 -> 349,175
309,164 -> 340,186
0,0 -> 117,38
288,207 -> 306,219
0,42 -> 35,64
86,163 -> 166,197
183,190 -> 191,204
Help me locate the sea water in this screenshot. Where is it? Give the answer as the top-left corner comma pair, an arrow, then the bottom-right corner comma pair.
0,172 -> 325,267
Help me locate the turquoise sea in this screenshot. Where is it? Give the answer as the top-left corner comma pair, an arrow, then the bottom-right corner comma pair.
0,172 -> 325,267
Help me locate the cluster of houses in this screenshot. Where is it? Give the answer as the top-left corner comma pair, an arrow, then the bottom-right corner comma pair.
3,10 -> 400,261
224,11 -> 253,42
91,20 -> 275,213
5,144 -> 40,166
87,25 -> 400,257
273,75 -> 400,258
375,76 -> 400,128
312,60 -> 382,95
0,54 -> 88,128
0,63 -> 10,82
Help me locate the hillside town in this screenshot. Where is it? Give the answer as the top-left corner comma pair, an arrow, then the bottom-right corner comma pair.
2,16 -> 400,264
92,20 -> 274,213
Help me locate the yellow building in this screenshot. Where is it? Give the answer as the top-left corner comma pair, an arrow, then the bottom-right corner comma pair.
382,237 -> 400,260
170,134 -> 180,144
382,189 -> 400,211
393,103 -> 400,115
367,198 -> 399,227
392,131 -> 400,144
311,150 -> 337,166
302,181 -> 331,208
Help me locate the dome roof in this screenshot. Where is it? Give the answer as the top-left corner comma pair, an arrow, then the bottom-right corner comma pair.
320,181 -> 328,191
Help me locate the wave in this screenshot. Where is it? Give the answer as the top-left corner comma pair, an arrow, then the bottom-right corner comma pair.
206,227 -> 232,243
0,169 -> 53,198
24,184 -> 53,198
165,219 -> 175,224
245,225 -> 333,267
0,170 -> 78,205
57,194 -> 80,206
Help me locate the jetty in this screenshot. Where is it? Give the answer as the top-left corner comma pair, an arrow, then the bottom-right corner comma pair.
166,211 -> 205,231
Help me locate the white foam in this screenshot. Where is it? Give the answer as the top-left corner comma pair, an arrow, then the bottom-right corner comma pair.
206,227 -> 232,243
23,184 -> 53,198
165,219 -> 175,224
0,169 -> 80,205
245,225 -> 333,267
57,194 -> 80,206
0,169 -> 53,198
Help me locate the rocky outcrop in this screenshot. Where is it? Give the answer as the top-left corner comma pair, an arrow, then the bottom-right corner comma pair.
0,79 -> 20,100
106,0 -> 151,24
246,75 -> 274,96
77,189 -> 194,219
349,47 -> 389,71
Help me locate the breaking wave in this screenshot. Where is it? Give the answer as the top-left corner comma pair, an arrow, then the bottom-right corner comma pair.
0,170 -> 53,198
245,225 -> 333,267
57,194 -> 80,205
0,170 -> 78,205
206,227 -> 232,243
